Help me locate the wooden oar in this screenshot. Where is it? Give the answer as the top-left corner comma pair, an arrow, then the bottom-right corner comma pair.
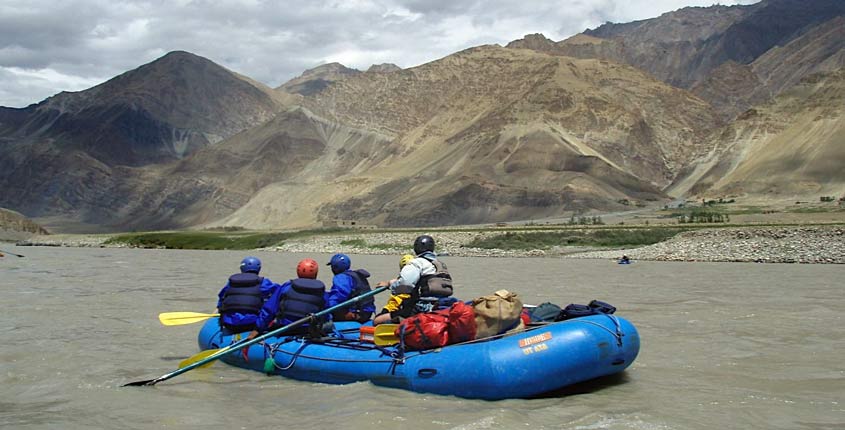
159,312 -> 219,326
0,249 -> 25,258
124,286 -> 389,386
374,324 -> 400,346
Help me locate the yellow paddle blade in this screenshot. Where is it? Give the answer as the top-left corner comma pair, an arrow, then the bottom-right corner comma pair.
179,347 -> 229,369
374,324 -> 400,346
159,312 -> 219,326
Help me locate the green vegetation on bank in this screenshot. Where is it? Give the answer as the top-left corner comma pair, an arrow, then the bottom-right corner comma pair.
105,228 -> 344,250
466,228 -> 688,250
339,238 -> 403,250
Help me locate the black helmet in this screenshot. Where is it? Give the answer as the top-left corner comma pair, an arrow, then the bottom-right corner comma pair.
413,235 -> 435,255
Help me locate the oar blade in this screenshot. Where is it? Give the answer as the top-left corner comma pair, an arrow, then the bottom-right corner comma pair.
179,348 -> 223,369
122,379 -> 157,387
374,324 -> 399,346
159,312 -> 218,326
125,286 -> 389,387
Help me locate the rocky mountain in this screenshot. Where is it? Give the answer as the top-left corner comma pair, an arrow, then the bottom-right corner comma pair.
277,62 -> 361,96
670,69 -> 845,199
508,0 -> 845,119
0,51 -> 287,166
367,63 -> 402,74
1,1 -> 842,231
224,46 -> 718,228
691,16 -> 845,118
0,51 -> 290,229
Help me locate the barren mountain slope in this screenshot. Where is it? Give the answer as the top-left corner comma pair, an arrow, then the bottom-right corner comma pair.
692,16 -> 845,119
0,51 -> 291,228
216,46 -> 720,228
670,70 -> 845,200
0,51 -> 286,166
509,0 -> 845,121
508,4 -> 753,87
277,63 -> 361,96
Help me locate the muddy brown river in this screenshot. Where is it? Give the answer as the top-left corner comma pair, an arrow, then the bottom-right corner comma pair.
1,245 -> 842,429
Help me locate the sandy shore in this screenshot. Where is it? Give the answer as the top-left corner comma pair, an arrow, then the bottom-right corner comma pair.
14,225 -> 845,264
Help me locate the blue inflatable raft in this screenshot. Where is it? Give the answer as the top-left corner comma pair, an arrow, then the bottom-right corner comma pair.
197,314 -> 640,400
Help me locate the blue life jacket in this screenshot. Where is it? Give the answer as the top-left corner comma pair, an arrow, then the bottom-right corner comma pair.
220,273 -> 264,315
277,278 -> 326,322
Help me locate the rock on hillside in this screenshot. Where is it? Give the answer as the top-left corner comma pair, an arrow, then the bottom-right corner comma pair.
277,62 -> 361,96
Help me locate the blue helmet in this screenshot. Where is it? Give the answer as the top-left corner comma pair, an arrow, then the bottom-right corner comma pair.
240,256 -> 261,274
327,253 -> 351,274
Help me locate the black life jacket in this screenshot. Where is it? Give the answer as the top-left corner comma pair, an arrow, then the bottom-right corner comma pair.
220,273 -> 264,315
346,269 -> 373,309
277,278 -> 326,322
331,269 -> 374,321
416,257 -> 453,298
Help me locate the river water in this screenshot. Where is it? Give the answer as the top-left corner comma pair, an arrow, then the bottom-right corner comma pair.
1,245 -> 842,429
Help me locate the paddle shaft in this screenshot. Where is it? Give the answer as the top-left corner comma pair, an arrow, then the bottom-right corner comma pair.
0,249 -> 25,257
125,285 -> 388,386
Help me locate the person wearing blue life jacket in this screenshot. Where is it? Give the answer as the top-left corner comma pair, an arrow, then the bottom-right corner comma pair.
373,235 -> 455,326
325,253 -> 375,323
216,256 -> 279,332
246,258 -> 327,340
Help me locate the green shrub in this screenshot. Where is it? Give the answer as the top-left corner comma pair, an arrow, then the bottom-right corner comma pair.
466,228 -> 686,250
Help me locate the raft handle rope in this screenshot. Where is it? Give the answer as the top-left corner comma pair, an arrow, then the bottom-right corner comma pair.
572,314 -> 624,347
265,336 -> 411,366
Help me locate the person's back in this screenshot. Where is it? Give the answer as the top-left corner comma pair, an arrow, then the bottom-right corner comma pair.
325,253 -> 374,322
217,256 -> 278,332
373,236 -> 454,325
250,258 -> 326,337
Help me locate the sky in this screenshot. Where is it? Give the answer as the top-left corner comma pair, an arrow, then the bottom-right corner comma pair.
0,0 -> 760,108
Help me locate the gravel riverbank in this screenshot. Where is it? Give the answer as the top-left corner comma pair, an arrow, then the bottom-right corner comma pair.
569,226 -> 845,264
14,226 -> 845,264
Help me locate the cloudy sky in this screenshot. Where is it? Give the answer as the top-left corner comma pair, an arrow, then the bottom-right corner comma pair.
1,0 -> 760,108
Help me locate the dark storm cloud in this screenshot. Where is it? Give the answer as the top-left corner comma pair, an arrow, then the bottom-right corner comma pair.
0,0 -> 760,108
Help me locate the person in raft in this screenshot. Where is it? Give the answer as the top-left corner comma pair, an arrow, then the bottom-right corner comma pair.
324,253 -> 375,323
374,254 -> 415,323
373,235 -> 455,326
216,256 -> 280,332
246,258 -> 327,340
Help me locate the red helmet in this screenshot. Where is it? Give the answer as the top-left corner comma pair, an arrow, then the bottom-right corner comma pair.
296,258 -> 319,279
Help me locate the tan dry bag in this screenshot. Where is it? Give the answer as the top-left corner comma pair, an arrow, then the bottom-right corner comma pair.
472,289 -> 524,339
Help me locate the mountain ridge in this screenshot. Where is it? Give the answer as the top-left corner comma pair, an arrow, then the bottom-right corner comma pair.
1,0 -> 842,231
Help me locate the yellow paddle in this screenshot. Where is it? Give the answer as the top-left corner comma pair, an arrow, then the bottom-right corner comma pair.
179,348 -> 223,369
159,312 -> 219,326
178,333 -> 243,369
374,324 -> 400,346
125,286 -> 389,386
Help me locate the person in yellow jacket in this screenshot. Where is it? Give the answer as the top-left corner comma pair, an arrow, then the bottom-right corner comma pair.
373,254 -> 414,325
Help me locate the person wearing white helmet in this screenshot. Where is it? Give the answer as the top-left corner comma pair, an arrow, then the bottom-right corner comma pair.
373,235 -> 454,325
